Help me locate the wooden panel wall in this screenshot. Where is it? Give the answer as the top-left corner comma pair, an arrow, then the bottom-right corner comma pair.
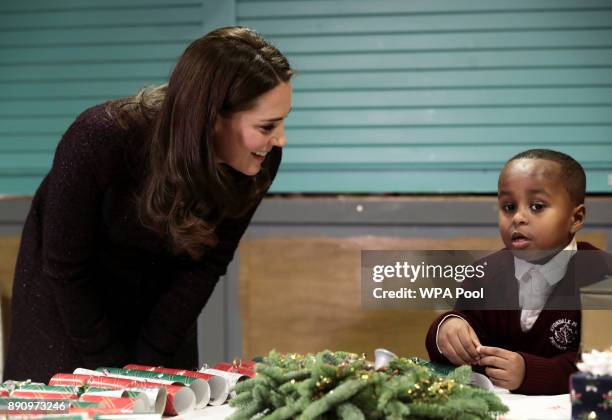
239,232 -> 607,360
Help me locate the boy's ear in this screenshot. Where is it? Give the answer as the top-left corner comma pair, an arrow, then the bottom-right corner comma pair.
569,204 -> 586,235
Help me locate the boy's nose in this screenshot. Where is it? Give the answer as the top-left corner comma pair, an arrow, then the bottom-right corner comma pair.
512,209 -> 528,225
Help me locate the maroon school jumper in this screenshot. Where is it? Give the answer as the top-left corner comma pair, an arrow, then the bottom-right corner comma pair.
5,105 -> 281,383
425,242 -> 612,395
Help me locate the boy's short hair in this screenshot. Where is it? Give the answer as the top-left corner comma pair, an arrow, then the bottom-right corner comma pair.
506,149 -> 586,205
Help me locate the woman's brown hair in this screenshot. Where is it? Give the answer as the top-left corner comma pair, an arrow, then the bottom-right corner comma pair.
107,27 -> 292,259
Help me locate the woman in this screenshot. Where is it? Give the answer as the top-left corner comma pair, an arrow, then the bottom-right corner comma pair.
4,26 -> 292,382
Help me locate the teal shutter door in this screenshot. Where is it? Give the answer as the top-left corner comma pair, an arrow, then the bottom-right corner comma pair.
238,0 -> 612,193
0,0 -> 205,195
2,0 -> 612,194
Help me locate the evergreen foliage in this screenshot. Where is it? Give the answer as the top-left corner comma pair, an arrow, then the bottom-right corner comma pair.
229,350 -> 508,419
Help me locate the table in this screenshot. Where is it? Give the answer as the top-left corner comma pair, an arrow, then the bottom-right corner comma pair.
172,392 -> 572,419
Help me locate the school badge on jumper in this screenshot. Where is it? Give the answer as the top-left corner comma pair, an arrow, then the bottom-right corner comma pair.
549,318 -> 578,350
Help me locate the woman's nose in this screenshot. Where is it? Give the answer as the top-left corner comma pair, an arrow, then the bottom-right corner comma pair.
272,126 -> 287,148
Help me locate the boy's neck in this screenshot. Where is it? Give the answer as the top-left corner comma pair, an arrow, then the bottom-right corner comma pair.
515,236 -> 576,265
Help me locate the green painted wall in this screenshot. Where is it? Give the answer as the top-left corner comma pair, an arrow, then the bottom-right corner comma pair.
2,0 -> 612,194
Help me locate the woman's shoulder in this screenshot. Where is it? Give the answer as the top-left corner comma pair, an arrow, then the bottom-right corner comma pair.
59,103 -> 128,151
53,103 -> 143,186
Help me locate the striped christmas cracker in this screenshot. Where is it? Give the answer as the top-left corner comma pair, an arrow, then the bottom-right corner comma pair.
16,415 -> 88,420
79,395 -> 144,413
98,367 -> 209,409
123,387 -> 167,414
49,374 -> 90,387
81,387 -> 159,413
10,384 -> 79,400
71,399 -> 156,416
50,372 -> 169,415
50,373 -> 137,390
200,366 -> 251,399
74,368 -> 193,415
213,361 -> 257,377
124,364 -> 228,406
212,360 -> 257,378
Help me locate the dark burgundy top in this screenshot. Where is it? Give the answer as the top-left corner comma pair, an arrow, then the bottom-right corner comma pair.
4,105 -> 281,382
425,242 -> 612,395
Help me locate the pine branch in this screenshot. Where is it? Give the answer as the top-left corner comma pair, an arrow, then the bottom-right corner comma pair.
230,350 -> 508,419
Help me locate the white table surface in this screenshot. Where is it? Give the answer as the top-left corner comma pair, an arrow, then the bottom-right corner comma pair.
171,392 -> 571,419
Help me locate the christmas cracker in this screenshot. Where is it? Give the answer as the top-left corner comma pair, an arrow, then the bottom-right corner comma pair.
73,368 -> 194,415
124,364 -> 228,406
96,367 -> 209,409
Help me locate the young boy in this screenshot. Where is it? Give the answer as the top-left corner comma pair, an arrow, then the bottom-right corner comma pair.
425,149 -> 612,395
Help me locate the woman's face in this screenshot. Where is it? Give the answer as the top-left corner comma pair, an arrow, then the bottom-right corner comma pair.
214,82 -> 292,176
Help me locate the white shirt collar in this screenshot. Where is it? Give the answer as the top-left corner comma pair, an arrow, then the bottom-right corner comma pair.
514,237 -> 577,286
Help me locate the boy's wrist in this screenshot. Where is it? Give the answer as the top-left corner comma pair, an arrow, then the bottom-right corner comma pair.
435,314 -> 468,354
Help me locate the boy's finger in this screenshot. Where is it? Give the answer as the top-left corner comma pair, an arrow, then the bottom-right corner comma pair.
468,327 -> 481,348
488,376 -> 509,389
458,330 -> 479,360
485,367 -> 507,382
439,342 -> 463,366
478,355 -> 506,369
444,350 -> 464,367
449,335 -> 474,365
477,345 -> 504,357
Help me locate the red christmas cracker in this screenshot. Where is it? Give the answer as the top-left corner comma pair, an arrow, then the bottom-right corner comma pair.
49,373 -> 138,390
87,376 -> 138,390
79,395 -> 139,411
124,364 -> 228,405
213,361 -> 256,377
131,382 -> 190,415
70,369 -> 191,415
11,384 -> 79,400
11,391 -> 77,400
124,364 -> 212,380
49,374 -> 90,387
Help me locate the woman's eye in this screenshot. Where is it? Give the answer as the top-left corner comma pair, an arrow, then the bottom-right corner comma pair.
259,125 -> 275,133
501,203 -> 516,212
530,203 -> 545,212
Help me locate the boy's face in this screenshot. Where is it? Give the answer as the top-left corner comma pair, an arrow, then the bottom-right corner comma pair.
498,158 -> 585,260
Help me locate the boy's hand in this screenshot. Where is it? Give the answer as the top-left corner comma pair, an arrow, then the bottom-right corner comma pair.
437,317 -> 481,366
477,345 -> 525,390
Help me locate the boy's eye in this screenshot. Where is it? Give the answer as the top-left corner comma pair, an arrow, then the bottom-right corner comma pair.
501,203 -> 516,212
530,203 -> 546,212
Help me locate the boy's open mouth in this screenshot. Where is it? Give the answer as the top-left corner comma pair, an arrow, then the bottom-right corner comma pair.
511,231 -> 531,249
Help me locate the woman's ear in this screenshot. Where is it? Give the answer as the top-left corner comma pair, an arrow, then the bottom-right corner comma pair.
569,203 -> 586,235
213,116 -> 223,137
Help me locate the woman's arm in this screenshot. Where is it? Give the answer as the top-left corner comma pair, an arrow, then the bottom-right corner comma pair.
136,147 -> 283,364
42,108 -> 127,367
